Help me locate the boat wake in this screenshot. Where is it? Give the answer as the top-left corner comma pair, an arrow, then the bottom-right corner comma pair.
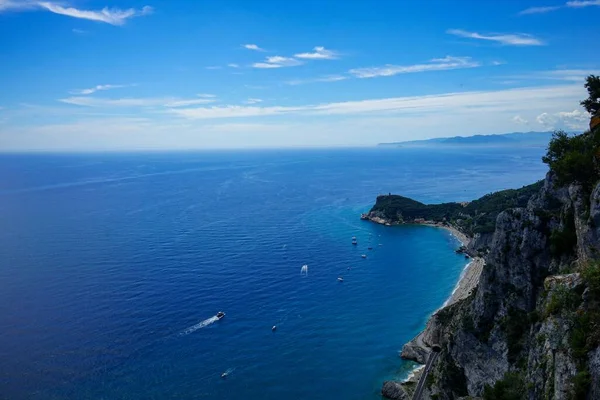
180,316 -> 219,336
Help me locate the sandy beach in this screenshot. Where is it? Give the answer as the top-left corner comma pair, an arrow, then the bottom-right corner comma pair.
420,222 -> 471,247
442,256 -> 484,307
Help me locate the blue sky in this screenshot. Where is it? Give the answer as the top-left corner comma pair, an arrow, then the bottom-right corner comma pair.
0,0 -> 599,150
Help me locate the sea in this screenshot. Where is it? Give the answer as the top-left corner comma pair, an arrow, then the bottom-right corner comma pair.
0,146 -> 548,400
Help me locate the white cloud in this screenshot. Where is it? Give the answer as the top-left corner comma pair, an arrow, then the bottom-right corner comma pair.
37,2 -> 153,26
567,0 -> 600,7
0,0 -> 37,12
349,56 -> 480,78
542,69 -> 597,82
70,84 -> 130,95
197,93 -> 216,98
252,56 -> 303,69
227,63 -> 240,68
294,46 -> 339,60
243,44 -> 265,51
5,83 -> 590,150
60,95 -> 216,108
168,84 -> 584,120
72,28 -> 87,34
519,0 -> 600,15
503,69 -> 599,84
536,109 -> 589,130
518,6 -> 561,15
205,66 -> 222,70
447,29 -> 544,46
512,115 -> 528,124
244,98 -> 263,104
285,75 -> 348,85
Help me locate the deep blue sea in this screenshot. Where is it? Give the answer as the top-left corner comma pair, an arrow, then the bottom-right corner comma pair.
0,147 -> 548,400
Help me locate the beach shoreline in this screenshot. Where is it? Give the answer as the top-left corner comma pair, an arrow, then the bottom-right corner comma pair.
360,214 -> 485,383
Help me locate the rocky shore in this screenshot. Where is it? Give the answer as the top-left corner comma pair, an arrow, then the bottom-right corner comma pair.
365,171 -> 600,399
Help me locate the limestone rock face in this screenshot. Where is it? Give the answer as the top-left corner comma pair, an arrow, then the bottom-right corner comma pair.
590,346 -> 600,399
381,381 -> 409,400
389,173 -> 600,399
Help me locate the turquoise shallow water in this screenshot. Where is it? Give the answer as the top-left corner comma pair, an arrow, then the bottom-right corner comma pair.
0,147 -> 547,399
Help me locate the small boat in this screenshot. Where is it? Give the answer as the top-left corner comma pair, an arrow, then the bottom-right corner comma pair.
351,236 -> 357,245
378,243 -> 383,246
216,311 -> 226,319
272,325 -> 277,331
221,372 -> 228,379
337,277 -> 344,282
361,254 -> 367,258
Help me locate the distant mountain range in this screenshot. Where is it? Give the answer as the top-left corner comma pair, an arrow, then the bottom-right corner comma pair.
378,131 -> 573,148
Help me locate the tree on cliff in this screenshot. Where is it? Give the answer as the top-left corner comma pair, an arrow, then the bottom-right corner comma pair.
542,75 -> 600,190
580,75 -> 600,116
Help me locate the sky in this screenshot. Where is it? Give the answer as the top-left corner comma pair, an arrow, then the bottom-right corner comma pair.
0,0 -> 599,150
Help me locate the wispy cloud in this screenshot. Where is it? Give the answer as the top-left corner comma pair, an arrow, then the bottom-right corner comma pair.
285,75 -> 348,85
502,69 -> 599,83
37,2 -> 153,25
205,66 -> 222,70
518,6 -> 561,14
0,0 -> 37,12
243,44 -> 265,51
60,95 -> 216,108
244,98 -> 263,104
294,46 -> 339,60
168,84 -> 583,120
519,0 -> 600,15
70,84 -> 130,95
227,63 -> 240,68
72,28 -> 87,34
348,56 -> 480,79
252,56 -> 303,69
566,0 -> 600,7
446,29 -> 544,46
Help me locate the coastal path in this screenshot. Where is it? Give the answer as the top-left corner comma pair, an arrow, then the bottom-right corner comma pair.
412,346 -> 441,400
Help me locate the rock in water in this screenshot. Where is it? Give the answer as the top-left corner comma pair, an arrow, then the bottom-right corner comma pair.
381,381 -> 409,400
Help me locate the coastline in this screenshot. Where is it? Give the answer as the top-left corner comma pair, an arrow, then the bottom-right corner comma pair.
361,214 -> 485,382
361,215 -> 483,308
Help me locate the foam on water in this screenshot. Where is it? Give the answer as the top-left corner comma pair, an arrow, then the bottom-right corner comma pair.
180,316 -> 219,336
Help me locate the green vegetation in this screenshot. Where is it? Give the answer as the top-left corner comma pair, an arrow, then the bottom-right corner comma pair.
442,359 -> 469,397
561,262 -> 600,399
544,285 -> 582,317
542,76 -> 600,193
542,129 -> 600,191
581,261 -> 600,295
370,181 -> 543,236
500,308 -> 536,363
482,371 -> 526,400
571,371 -> 592,400
580,75 -> 600,116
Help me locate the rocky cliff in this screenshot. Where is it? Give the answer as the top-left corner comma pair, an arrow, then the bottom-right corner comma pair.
374,172 -> 600,400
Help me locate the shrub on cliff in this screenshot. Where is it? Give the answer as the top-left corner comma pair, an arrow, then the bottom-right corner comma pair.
482,371 -> 525,400
543,75 -> 600,192
542,129 -> 600,190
